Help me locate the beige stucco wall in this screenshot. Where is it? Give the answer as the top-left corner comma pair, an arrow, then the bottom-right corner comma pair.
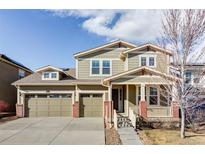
0,60 -> 31,109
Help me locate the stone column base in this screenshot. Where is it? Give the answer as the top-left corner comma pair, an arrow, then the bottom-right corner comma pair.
172,102 -> 179,118
139,100 -> 147,119
16,104 -> 24,117
72,101 -> 79,118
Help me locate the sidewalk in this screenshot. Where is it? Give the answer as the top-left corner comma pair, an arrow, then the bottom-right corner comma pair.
118,127 -> 143,145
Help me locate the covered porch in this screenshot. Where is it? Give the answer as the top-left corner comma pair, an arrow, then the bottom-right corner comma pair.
103,67 -> 180,125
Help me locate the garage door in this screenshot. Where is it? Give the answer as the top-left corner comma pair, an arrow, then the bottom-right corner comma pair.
25,94 -> 72,117
79,94 -> 103,117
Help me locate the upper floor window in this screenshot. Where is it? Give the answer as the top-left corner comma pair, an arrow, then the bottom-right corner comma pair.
51,72 -> 57,79
43,72 -> 50,79
18,69 -> 25,79
92,60 -> 100,75
141,57 -> 147,66
42,72 -> 59,80
91,60 -> 111,76
139,55 -> 156,67
102,60 -> 110,75
149,57 -> 155,66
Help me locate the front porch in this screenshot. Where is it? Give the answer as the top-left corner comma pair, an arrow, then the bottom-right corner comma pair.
108,84 -> 179,120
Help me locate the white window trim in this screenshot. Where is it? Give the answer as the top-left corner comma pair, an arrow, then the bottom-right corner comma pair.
18,69 -> 25,78
42,71 -> 59,80
139,55 -> 157,68
147,85 -> 160,106
90,59 -> 112,76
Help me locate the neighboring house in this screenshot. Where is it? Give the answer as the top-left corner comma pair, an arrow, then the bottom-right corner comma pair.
13,40 -> 181,125
0,54 -> 32,112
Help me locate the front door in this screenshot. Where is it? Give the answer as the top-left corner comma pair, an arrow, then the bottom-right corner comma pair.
112,89 -> 119,111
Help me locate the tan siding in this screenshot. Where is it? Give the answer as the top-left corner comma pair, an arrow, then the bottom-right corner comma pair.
128,50 -> 168,74
79,48 -> 124,59
156,52 -> 168,73
20,86 -> 75,91
78,85 -> 107,91
78,59 -> 124,79
128,53 -> 140,70
147,107 -> 171,117
112,60 -> 124,75
0,61 -> 31,108
77,48 -> 125,79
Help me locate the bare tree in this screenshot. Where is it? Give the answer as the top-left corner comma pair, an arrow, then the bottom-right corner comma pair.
160,9 -> 205,138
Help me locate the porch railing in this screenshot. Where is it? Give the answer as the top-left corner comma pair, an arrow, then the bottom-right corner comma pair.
128,107 -> 137,128
113,109 -> 118,130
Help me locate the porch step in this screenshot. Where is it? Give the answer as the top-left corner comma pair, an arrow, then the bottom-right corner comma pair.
117,116 -> 133,128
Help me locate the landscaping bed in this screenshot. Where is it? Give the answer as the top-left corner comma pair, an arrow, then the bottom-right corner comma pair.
105,127 -> 122,145
138,128 -> 205,145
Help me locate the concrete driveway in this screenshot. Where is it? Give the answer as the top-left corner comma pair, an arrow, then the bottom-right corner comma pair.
0,117 -> 105,145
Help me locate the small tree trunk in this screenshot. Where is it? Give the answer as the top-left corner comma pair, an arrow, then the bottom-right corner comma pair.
180,109 -> 185,138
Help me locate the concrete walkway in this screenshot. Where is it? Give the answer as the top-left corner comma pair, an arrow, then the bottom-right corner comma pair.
118,127 -> 143,145
0,117 -> 105,145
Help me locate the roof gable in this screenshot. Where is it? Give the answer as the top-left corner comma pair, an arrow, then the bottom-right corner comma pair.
74,40 -> 136,58
103,66 -> 178,85
122,43 -> 173,56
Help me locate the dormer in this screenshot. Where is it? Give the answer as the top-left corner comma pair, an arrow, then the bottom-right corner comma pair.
36,65 -> 67,81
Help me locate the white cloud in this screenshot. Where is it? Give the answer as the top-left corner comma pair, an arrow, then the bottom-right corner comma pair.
50,9 -> 162,42
50,9 -> 205,64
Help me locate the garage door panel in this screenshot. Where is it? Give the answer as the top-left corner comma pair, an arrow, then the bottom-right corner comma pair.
25,94 -> 72,117
80,94 -> 103,117
27,111 -> 36,117
49,111 -> 61,117
37,111 -> 49,117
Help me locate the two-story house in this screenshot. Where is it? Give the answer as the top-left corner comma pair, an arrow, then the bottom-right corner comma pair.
13,40 -> 180,125
0,54 -> 32,113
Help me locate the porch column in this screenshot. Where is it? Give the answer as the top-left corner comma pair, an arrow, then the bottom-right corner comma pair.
73,85 -> 80,118
16,92 -> 24,118
139,83 -> 147,118
140,83 -> 145,101
171,85 -> 179,119
108,84 -> 112,101
104,83 -> 113,127
126,84 -> 129,116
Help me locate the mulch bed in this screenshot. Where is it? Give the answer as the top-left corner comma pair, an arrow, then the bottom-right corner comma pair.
105,127 -> 122,145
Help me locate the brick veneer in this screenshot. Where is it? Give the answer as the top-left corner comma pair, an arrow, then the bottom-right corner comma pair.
16,104 -> 24,117
104,101 -> 113,124
72,101 -> 79,118
139,100 -> 147,119
172,102 -> 179,118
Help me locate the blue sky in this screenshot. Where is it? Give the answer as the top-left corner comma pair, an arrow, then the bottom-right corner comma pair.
0,10 -> 109,70
0,10 -> 204,70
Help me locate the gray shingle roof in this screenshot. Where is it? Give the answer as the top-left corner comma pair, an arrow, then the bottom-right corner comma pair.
12,71 -> 102,86
0,54 -> 32,72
